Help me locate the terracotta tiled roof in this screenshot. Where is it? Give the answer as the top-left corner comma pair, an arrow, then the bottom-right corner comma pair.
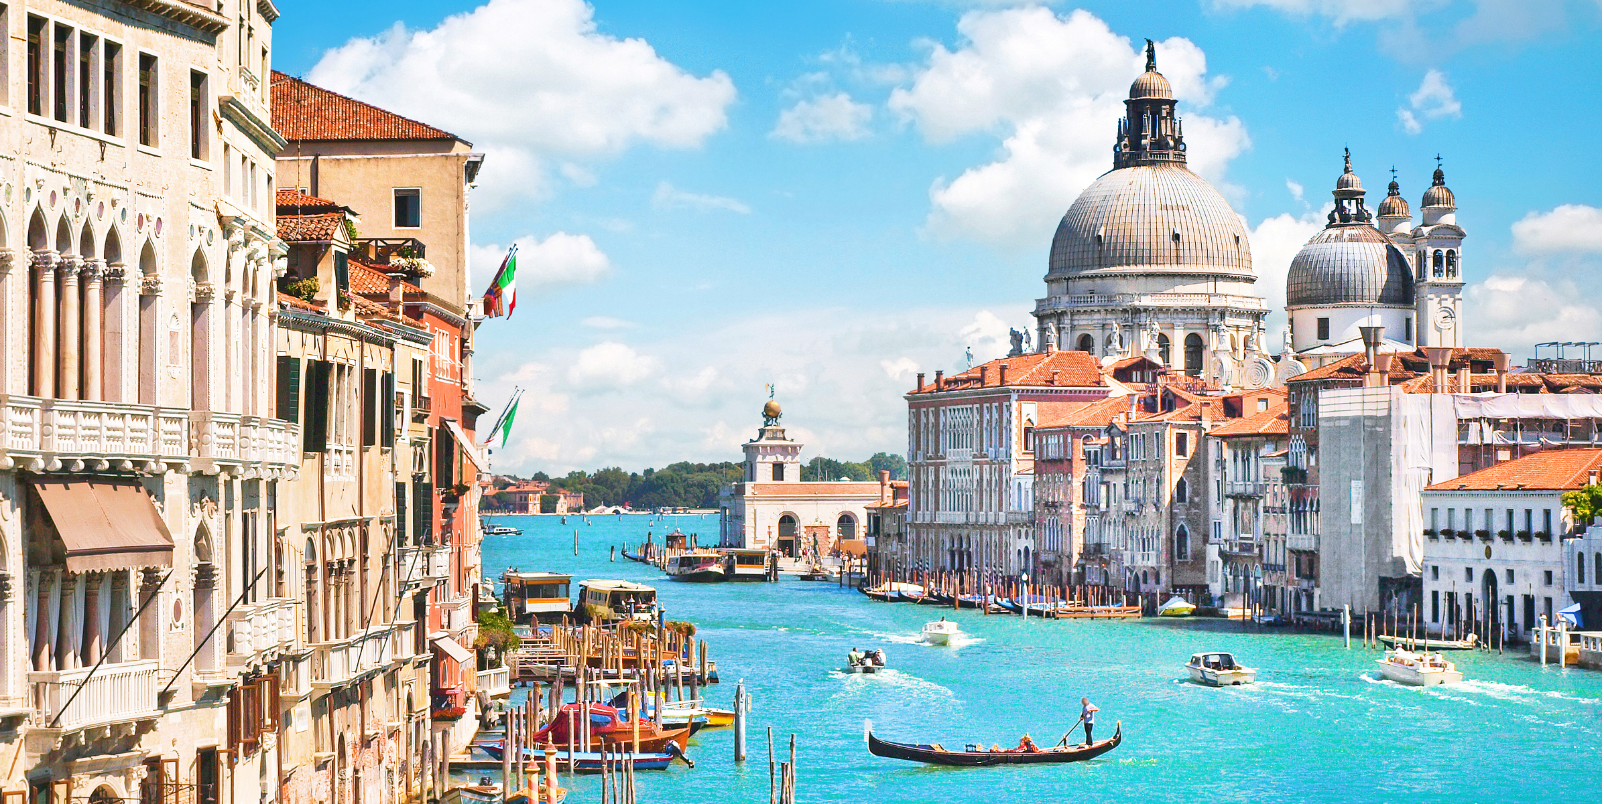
1209,402 -> 1291,437
277,212 -> 346,242
271,72 -> 462,143
1287,347 -> 1507,385
277,292 -> 324,312
348,260 -> 422,296
275,189 -> 347,214
911,350 -> 1106,394
1424,447 -> 1601,492
1036,396 -> 1129,430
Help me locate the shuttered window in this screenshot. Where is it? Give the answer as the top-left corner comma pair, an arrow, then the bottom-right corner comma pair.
362,368 -> 378,447
275,356 -> 301,423
381,372 -> 396,447
303,360 -> 332,452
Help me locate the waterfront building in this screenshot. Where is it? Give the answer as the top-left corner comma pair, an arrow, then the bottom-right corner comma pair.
1420,448 -> 1601,639
718,402 -> 880,558
904,350 -> 1110,579
1564,523 -> 1602,631
1204,399 -> 1291,611
864,472 -> 910,579
0,3 -> 297,804
1031,42 -> 1273,388
1032,396 -> 1128,586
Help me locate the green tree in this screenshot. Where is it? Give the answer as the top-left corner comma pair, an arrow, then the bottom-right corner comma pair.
1562,484 -> 1602,530
866,452 -> 908,480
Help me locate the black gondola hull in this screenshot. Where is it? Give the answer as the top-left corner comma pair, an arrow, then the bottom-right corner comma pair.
866,723 -> 1121,766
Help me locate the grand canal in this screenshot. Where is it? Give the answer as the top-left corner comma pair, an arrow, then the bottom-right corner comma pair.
480,514 -> 1601,802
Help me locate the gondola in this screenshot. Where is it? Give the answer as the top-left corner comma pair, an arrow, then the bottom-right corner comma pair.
865,722 -> 1121,766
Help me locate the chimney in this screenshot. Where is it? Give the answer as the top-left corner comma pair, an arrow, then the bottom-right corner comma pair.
1375,352 -> 1395,377
879,470 -> 891,503
979,366 -> 989,386
999,362 -> 1009,386
935,370 -> 944,390
1423,346 -> 1454,392
1045,338 -> 1058,353
387,273 -> 406,306
1200,400 -> 1214,425
1128,394 -> 1139,417
1359,326 -> 1384,387
1492,351 -> 1510,393
1050,370 -> 1061,386
917,372 -> 926,391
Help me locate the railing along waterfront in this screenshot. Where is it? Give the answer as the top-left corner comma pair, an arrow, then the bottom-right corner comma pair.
476,666 -> 511,697
30,659 -> 160,731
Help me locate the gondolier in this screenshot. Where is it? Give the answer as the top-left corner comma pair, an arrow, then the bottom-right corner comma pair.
1078,697 -> 1099,745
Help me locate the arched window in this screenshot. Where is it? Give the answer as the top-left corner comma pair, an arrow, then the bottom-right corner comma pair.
1175,478 -> 1188,503
1416,252 -> 1425,280
1157,334 -> 1171,366
1184,334 -> 1204,376
1445,250 -> 1458,277
55,216 -> 74,255
193,527 -> 217,671
79,222 -> 96,260
305,538 -> 319,643
1141,570 -> 1149,584
88,786 -> 117,804
1077,333 -> 1094,353
104,228 -> 122,266
1432,249 -> 1444,277
777,514 -> 798,558
191,249 -> 210,411
1175,525 -> 1190,561
836,513 -> 856,542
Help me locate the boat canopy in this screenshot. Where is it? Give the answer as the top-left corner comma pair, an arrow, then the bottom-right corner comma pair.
1159,596 -> 1196,613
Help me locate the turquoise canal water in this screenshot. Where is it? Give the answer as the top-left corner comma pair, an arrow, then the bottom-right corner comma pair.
480,514 -> 1601,803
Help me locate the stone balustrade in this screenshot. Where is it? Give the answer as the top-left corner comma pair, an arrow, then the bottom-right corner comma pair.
229,597 -> 300,667
29,658 -> 160,731
0,395 -> 299,473
476,666 -> 511,698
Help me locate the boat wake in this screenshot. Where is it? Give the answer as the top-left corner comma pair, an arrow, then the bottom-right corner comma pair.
1448,680 -> 1600,706
829,669 -> 957,700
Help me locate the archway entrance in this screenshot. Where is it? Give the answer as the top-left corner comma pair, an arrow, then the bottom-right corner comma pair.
1481,568 -> 1499,632
776,514 -> 797,558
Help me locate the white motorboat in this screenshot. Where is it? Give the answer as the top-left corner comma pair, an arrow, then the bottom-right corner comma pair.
841,649 -> 886,674
921,619 -> 961,646
1377,648 -> 1463,686
1379,633 -> 1478,651
1186,652 -> 1256,686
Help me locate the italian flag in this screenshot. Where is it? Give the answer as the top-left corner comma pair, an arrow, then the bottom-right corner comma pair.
483,246 -> 517,318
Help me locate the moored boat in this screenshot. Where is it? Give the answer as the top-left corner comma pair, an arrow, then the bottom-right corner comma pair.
719,548 -> 773,581
865,722 -> 1121,766
1158,596 -> 1196,617
1376,648 -> 1463,686
1379,633 -> 1478,651
1186,652 -> 1256,686
500,572 -> 573,625
477,741 -> 684,772
575,580 -> 658,624
861,582 -> 924,602
922,618 -> 961,646
664,551 -> 726,582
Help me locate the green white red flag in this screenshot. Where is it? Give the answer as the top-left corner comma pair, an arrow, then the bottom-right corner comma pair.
483,246 -> 517,318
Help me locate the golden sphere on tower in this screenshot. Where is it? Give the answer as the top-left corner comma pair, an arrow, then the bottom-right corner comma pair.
762,400 -> 782,419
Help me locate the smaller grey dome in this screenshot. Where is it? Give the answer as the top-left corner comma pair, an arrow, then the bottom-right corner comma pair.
1129,70 -> 1173,100
1287,225 -> 1413,307
1336,171 -> 1362,191
1378,179 -> 1410,218
1422,168 -> 1455,208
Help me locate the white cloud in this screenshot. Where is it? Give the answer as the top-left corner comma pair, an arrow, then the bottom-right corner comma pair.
1209,0 -> 1412,26
1396,69 -> 1460,135
581,315 -> 636,329
1464,274 -> 1602,353
1246,211 -> 1326,348
566,342 -> 661,394
652,182 -> 751,214
470,232 -> 612,293
472,305 -> 1029,474
771,93 -> 874,144
1285,179 -> 1305,204
306,0 -> 736,208
889,9 -> 1246,247
1213,0 -> 1574,56
1511,205 -> 1603,255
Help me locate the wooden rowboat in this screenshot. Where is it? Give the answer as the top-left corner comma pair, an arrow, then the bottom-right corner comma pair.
866,722 -> 1121,766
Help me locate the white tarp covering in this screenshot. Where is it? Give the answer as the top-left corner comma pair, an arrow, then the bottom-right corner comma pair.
1396,393 -> 1459,575
1451,393 -> 1602,420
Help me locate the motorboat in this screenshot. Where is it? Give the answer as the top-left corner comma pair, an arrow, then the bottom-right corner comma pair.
663,551 -> 726,582
922,619 -> 961,646
842,649 -> 887,674
520,702 -> 693,753
477,741 -> 687,772
1186,652 -> 1256,686
442,779 -> 502,804
1158,596 -> 1196,617
719,548 -> 773,581
483,521 -> 523,536
575,580 -> 658,624
500,571 -> 572,624
866,722 -> 1121,766
1379,633 -> 1478,651
1376,648 -> 1463,686
607,690 -> 735,729
861,582 -> 924,603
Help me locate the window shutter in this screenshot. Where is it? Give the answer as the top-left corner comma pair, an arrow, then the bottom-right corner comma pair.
303,360 -> 332,452
334,250 -> 350,298
275,356 -> 301,423
382,371 -> 396,447
226,689 -> 241,752
362,368 -> 378,447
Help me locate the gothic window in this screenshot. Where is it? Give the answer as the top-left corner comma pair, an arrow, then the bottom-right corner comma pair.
1175,525 -> 1190,561
1445,250 -> 1458,277
1157,334 -> 1171,365
1432,250 -> 1444,277
1175,478 -> 1188,503
1184,334 -> 1203,376
1077,333 -> 1094,353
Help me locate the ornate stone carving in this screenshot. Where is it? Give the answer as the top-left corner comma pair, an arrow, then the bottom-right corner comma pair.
80,259 -> 105,282
32,250 -> 61,270
103,263 -> 128,282
193,282 -> 217,303
141,274 -> 163,296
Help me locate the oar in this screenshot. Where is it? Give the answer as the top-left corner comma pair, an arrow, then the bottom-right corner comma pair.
1057,716 -> 1085,747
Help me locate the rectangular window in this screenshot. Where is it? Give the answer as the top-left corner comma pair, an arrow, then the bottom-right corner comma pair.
394,188 -> 421,228
1316,317 -> 1330,340
1505,509 -> 1514,534
1430,508 -> 1439,531
1523,509 -> 1532,534
1484,508 -> 1493,532
334,250 -> 349,297
302,359 -> 332,452
1175,431 -> 1187,456
27,15 -> 45,116
196,748 -> 219,804
772,463 -> 784,481
103,41 -> 120,135
189,69 -> 207,160
0,5 -> 9,108
1431,565 -> 1439,580
78,32 -> 95,128
52,22 -> 69,122
1431,590 -> 1439,623
1544,570 -> 1553,586
275,356 -> 301,423
1403,317 -> 1412,342
138,53 -> 156,146
223,143 -> 232,196
361,367 -> 377,447
381,371 -> 395,447
1543,509 -> 1552,535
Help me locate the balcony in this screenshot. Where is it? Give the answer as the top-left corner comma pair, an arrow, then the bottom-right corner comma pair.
1220,540 -> 1261,559
399,545 -> 452,588
29,659 -> 159,732
310,626 -> 406,689
229,598 -> 300,668
192,413 -> 302,474
430,688 -> 466,721
476,666 -> 511,698
352,237 -> 428,264
446,597 -> 475,634
1226,481 -> 1269,498
2,396 -> 188,471
1288,533 -> 1319,552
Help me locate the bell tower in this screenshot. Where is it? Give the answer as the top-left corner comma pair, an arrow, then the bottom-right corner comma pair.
1413,159 -> 1465,348
1114,40 -> 1187,169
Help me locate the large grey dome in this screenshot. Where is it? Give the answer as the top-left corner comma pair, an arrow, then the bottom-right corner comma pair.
1047,165 -> 1252,279
1286,225 -> 1413,307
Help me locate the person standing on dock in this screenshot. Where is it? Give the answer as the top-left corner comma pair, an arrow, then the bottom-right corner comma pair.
1078,697 -> 1099,745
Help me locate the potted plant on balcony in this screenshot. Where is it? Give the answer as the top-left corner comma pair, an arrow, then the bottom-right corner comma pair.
1516,530 -> 1532,542
1424,528 -> 1437,539
1536,531 -> 1553,542
1494,530 -> 1510,541
1455,531 -> 1470,540
1474,529 -> 1489,540
1438,528 -> 1455,538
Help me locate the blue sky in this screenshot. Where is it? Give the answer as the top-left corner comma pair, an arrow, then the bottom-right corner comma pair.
274,0 -> 1603,474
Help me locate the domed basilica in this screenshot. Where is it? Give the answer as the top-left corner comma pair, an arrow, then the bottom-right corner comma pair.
1028,41 -> 1468,385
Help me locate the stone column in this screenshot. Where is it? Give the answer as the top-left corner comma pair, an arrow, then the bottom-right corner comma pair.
32,252 -> 59,398
101,264 -> 128,403
57,258 -> 82,400
139,273 -> 163,405
81,260 -> 104,401
0,250 -> 19,394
